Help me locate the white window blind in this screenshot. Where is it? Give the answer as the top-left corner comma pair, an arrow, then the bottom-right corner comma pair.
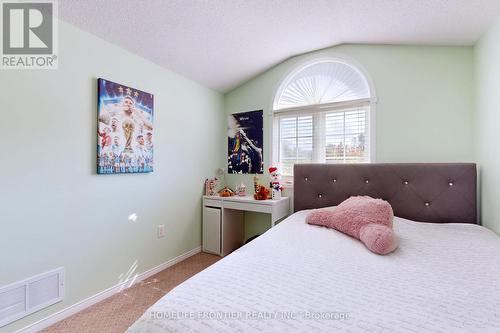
325,107 -> 368,163
275,60 -> 370,110
279,115 -> 313,176
273,59 -> 373,178
276,105 -> 369,176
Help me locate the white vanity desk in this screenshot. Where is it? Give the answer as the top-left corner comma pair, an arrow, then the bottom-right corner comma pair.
202,195 -> 289,256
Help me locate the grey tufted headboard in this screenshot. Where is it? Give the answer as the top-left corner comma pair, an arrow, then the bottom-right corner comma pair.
294,163 -> 477,224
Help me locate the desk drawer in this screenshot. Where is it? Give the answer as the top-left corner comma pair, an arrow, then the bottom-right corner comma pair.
203,197 -> 222,208
223,200 -> 272,213
202,206 -> 221,255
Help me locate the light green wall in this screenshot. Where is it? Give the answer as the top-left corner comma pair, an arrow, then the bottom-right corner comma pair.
474,17 -> 500,234
0,20 -> 482,331
0,21 -> 224,332
224,44 -> 474,238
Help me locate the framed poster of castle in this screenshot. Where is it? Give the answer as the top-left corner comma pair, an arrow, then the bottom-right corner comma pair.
97,78 -> 154,174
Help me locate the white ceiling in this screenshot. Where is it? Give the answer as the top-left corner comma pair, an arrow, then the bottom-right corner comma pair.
60,1 -> 500,92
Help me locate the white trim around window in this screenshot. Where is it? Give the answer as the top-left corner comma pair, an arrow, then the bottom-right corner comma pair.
270,54 -> 377,185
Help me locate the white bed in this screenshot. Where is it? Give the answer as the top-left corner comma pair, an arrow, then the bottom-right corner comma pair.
127,210 -> 500,332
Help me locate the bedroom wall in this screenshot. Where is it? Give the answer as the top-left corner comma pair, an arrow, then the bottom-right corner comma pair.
0,21 -> 224,332
474,17 -> 500,234
224,45 -> 475,238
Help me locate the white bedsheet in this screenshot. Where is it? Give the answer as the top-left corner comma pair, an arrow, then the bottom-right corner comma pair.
127,211 -> 500,332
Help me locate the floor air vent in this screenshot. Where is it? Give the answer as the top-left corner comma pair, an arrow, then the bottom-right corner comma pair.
0,267 -> 64,327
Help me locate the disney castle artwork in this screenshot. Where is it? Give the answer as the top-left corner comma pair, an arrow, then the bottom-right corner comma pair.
97,78 -> 154,174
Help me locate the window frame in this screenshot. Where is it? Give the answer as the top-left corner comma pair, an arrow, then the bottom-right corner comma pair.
270,55 -> 377,185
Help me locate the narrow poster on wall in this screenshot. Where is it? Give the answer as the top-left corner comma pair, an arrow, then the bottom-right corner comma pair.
227,110 -> 264,174
97,78 -> 154,174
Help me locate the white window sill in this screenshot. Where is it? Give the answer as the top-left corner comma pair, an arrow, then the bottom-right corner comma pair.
282,178 -> 294,188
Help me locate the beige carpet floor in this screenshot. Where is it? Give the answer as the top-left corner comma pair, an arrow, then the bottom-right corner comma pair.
41,252 -> 220,333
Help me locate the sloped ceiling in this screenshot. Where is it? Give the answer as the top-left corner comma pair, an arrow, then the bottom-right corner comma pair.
60,0 -> 500,92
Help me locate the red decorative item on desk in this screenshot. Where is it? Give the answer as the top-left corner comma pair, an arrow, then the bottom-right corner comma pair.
254,185 -> 270,200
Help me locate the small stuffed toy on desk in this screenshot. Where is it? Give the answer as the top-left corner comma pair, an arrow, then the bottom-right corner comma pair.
253,175 -> 270,200
306,196 -> 398,255
218,187 -> 235,197
254,184 -> 270,200
268,166 -> 283,200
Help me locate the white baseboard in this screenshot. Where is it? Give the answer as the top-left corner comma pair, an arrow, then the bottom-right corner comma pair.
16,246 -> 201,333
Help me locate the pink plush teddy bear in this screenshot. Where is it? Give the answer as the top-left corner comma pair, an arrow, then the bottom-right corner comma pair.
306,196 -> 398,255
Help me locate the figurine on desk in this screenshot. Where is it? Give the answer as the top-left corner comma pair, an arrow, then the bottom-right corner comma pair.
269,166 -> 283,200
205,177 -> 219,196
236,182 -> 247,196
253,175 -> 270,200
219,187 -> 235,197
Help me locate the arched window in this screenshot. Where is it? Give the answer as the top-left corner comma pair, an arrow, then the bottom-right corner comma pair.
273,58 -> 375,177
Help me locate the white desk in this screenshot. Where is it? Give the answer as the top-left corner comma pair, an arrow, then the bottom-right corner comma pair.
202,195 -> 289,256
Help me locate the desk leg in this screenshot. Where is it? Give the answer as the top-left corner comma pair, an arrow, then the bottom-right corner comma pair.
271,201 -> 290,228
221,208 -> 244,256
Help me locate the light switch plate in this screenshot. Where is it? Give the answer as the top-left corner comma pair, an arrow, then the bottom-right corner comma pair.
157,224 -> 165,238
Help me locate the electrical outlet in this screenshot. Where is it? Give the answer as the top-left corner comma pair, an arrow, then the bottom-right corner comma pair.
157,224 -> 165,238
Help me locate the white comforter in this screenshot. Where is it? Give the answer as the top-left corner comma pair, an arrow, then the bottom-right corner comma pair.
127,211 -> 500,332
